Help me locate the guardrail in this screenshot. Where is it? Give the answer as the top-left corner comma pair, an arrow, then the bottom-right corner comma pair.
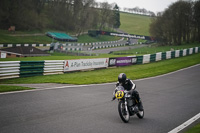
44,60 -> 64,75
0,38 -> 125,51
0,61 -> 20,79
0,60 -> 64,79
0,47 -> 199,80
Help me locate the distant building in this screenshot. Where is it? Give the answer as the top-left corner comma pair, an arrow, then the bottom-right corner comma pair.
0,46 -> 50,58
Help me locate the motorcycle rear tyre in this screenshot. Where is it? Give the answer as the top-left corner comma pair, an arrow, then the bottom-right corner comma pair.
118,100 -> 130,123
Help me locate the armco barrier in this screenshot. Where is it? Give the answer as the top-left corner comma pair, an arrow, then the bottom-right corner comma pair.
20,61 -> 45,77
0,47 -> 199,80
162,52 -> 166,60
150,54 -> 156,62
0,61 -> 20,79
156,52 -> 162,61
0,44 -> 51,48
0,38 -> 125,51
44,60 -> 64,75
143,54 -> 150,64
0,60 -> 64,79
136,56 -> 143,64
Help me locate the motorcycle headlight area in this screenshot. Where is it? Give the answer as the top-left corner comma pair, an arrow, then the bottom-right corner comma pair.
125,94 -> 132,97
115,91 -> 124,99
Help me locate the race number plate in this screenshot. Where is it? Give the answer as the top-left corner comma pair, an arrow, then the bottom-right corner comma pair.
115,91 -> 124,99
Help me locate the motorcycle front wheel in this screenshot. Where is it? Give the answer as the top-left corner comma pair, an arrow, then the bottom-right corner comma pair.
118,100 -> 130,123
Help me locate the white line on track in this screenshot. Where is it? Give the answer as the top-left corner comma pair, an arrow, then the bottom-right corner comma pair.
168,112 -> 200,133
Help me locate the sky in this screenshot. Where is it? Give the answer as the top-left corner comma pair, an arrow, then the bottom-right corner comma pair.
95,0 -> 179,13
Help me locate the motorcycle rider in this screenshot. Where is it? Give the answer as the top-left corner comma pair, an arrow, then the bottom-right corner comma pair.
113,73 -> 144,111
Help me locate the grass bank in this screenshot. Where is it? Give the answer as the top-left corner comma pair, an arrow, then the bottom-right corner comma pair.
0,53 -> 199,85
112,43 -> 200,55
0,30 -> 120,44
120,12 -> 152,36
0,52 -> 122,61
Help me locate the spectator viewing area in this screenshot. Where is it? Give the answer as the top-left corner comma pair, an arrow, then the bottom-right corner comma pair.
46,32 -> 77,42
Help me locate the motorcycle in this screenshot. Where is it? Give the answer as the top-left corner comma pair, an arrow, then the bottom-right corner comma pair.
112,85 -> 144,123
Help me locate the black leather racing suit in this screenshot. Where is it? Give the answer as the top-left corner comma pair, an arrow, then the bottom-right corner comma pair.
115,79 -> 142,108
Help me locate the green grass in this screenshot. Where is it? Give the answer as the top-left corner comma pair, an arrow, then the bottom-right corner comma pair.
0,30 -> 52,44
112,43 -> 200,55
0,85 -> 34,92
120,12 -> 152,36
0,30 -> 120,44
77,34 -> 121,43
0,53 -> 199,85
185,123 -> 200,133
0,52 -> 124,61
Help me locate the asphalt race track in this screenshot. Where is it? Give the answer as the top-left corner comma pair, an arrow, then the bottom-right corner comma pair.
0,65 -> 200,133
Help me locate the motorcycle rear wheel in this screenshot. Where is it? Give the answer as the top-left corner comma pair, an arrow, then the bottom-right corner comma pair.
118,100 -> 130,123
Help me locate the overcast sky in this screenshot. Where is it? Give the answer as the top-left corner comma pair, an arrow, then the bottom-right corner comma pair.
95,0 -> 179,13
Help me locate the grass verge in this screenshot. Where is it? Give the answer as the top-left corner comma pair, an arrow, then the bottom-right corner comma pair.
185,123 -> 200,133
0,85 -> 34,93
0,53 -> 199,85
112,43 -> 200,55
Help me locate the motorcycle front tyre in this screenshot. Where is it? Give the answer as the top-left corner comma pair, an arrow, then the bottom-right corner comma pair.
118,100 -> 130,123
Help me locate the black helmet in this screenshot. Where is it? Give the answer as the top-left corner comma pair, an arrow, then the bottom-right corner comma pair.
118,73 -> 126,84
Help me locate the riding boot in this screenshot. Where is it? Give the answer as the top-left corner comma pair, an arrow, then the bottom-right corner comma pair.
133,90 -> 143,111
137,100 -> 144,111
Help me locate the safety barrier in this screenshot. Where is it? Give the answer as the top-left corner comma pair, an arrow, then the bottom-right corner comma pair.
0,61 -> 20,79
0,60 -> 64,79
0,38 -> 125,51
44,60 -> 64,75
0,44 -> 51,48
0,47 -> 199,80
19,61 -> 45,77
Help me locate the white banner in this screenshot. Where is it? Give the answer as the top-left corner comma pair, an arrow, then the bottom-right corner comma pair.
64,58 -> 109,72
1,52 -> 6,58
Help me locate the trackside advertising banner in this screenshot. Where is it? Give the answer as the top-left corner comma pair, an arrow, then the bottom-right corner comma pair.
109,57 -> 137,67
64,58 -> 109,72
88,30 -> 155,41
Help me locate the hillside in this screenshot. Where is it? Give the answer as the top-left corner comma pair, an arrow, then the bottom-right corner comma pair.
119,12 -> 152,36
0,30 -> 120,44
0,12 -> 152,44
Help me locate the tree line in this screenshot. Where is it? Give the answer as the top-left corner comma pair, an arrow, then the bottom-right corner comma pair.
149,0 -> 200,45
123,7 -> 155,17
0,0 -> 120,35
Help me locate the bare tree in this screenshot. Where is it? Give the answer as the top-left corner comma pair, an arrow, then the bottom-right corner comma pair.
98,2 -> 113,30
